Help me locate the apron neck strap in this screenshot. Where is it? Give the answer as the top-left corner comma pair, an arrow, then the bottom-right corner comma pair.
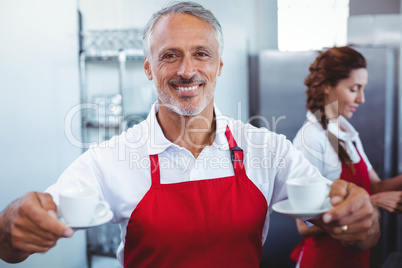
149,154 -> 161,186
225,125 -> 237,149
225,125 -> 245,174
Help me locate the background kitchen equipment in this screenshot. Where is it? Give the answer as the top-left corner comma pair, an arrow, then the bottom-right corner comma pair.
86,94 -> 123,128
79,27 -> 154,268
83,29 -> 143,59
80,28 -> 155,143
251,46 -> 399,268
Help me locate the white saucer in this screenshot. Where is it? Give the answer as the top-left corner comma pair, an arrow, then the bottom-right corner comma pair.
59,209 -> 114,230
272,199 -> 333,221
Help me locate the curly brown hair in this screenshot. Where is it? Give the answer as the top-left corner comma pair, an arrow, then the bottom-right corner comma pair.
305,46 -> 366,171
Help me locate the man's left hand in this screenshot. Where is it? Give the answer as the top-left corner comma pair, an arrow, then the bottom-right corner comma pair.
310,179 -> 380,251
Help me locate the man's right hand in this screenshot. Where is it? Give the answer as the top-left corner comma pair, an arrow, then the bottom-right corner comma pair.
0,192 -> 74,263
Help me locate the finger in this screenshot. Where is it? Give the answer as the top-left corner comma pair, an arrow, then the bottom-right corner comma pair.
323,203 -> 372,227
392,205 -> 402,214
12,225 -> 59,252
11,208 -> 72,253
313,211 -> 370,232
327,179 -> 348,205
323,182 -> 371,224
316,215 -> 372,241
37,193 -> 58,213
329,219 -> 372,242
328,205 -> 372,226
11,238 -> 56,254
19,193 -> 73,238
12,211 -> 66,246
32,193 -> 74,237
36,193 -> 74,237
13,213 -> 59,241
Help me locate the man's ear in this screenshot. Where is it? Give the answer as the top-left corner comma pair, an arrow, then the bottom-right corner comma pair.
144,58 -> 153,80
217,58 -> 223,76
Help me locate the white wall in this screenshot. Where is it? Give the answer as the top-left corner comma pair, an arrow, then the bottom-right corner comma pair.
0,0 -> 85,267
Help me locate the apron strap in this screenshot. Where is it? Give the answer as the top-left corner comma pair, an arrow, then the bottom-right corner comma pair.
149,154 -> 161,186
225,125 -> 246,175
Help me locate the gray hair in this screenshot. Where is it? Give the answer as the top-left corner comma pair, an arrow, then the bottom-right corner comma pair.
142,1 -> 224,58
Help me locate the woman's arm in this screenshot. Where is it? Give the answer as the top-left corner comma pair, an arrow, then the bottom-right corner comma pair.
295,219 -> 325,238
369,169 -> 402,214
370,192 -> 402,213
370,169 -> 402,193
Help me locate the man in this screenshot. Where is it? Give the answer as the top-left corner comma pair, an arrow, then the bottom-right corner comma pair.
0,2 -> 380,267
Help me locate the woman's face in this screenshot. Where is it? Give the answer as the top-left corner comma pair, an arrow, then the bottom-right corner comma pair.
324,68 -> 368,120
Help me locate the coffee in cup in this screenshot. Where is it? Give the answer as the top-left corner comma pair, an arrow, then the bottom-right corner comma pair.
286,177 -> 330,211
59,187 -> 110,226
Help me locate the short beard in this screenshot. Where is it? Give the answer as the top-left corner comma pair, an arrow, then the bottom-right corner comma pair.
158,76 -> 212,116
159,93 -> 213,116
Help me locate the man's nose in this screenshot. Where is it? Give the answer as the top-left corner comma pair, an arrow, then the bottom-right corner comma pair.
177,57 -> 196,79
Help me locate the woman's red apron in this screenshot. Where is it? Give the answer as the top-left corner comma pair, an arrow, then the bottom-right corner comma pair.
291,144 -> 371,268
123,126 -> 268,268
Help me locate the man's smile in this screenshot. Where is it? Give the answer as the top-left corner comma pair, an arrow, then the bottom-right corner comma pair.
177,85 -> 199,91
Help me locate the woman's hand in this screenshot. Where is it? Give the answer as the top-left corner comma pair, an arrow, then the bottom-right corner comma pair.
371,191 -> 402,214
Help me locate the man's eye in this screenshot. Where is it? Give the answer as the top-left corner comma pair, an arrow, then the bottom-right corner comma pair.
197,52 -> 208,57
164,54 -> 176,59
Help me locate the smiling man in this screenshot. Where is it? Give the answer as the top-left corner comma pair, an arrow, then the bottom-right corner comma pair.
0,2 -> 380,267
145,13 -> 222,117
143,11 -> 223,157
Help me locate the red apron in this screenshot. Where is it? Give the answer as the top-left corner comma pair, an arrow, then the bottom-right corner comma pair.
123,126 -> 268,268
291,144 -> 371,268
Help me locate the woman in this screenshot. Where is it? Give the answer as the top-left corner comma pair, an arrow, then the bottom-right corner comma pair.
290,46 -> 402,268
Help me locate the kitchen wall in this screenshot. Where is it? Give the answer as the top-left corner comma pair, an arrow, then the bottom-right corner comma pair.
0,0 -> 85,267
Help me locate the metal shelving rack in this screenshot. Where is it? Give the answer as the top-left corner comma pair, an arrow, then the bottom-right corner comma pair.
78,28 -> 145,268
79,48 -> 145,150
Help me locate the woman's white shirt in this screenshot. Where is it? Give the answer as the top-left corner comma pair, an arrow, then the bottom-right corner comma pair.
293,111 -> 372,181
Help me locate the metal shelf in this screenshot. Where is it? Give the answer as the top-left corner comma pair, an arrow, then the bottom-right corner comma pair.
79,29 -> 146,267
79,48 -> 146,149
82,49 -> 144,62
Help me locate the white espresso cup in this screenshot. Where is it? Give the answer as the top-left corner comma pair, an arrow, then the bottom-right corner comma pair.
286,177 -> 330,211
59,187 -> 110,226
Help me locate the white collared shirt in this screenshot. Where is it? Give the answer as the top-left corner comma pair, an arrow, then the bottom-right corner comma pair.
293,111 -> 372,181
46,103 -> 325,264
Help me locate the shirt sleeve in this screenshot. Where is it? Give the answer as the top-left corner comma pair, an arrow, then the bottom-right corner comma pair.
354,135 -> 373,171
45,147 -> 104,205
293,122 -> 342,181
270,133 -> 330,205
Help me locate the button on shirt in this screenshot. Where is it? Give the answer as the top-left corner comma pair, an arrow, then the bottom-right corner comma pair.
46,103 -> 325,265
293,111 -> 372,181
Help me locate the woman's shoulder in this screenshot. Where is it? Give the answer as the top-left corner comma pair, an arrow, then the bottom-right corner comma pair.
293,119 -> 328,151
